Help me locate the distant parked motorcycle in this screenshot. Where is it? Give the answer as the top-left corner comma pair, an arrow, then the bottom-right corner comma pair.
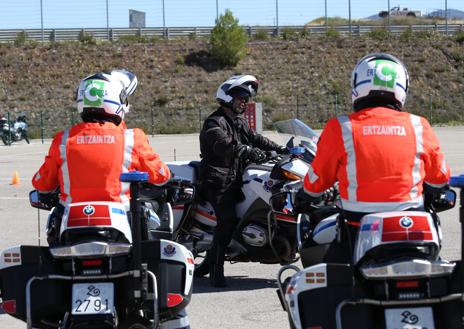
0,116 -> 10,145
1,115 -> 30,145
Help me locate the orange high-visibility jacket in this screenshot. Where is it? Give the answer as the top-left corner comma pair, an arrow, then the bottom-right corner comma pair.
32,121 -> 171,206
303,107 -> 450,213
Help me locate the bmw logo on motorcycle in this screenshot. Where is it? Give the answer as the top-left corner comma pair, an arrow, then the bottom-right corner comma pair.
83,205 -> 95,216
399,216 -> 413,229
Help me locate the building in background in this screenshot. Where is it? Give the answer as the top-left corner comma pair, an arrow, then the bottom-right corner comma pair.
129,9 -> 146,28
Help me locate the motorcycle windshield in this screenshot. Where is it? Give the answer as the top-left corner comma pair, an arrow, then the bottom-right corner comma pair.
274,119 -> 319,156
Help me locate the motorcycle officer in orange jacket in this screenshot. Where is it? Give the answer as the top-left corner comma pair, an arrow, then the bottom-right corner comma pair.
32,69 -> 171,242
300,53 -> 451,261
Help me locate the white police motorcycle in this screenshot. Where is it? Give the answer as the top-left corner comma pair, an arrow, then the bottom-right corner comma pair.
276,178 -> 462,329
0,172 -> 193,329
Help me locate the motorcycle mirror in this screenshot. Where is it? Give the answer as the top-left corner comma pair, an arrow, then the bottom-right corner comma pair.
432,189 -> 457,213
29,190 -> 54,210
286,136 -> 294,149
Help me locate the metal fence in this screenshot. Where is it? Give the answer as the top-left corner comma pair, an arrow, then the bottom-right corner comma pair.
1,1 -> 463,35
1,23 -> 464,42
3,90 -> 462,144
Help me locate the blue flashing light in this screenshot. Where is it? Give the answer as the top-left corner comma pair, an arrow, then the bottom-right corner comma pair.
120,171 -> 149,183
290,147 -> 305,155
450,175 -> 464,188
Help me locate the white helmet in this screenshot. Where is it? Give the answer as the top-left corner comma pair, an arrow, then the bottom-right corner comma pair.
76,69 -> 138,124
351,53 -> 409,110
216,75 -> 259,106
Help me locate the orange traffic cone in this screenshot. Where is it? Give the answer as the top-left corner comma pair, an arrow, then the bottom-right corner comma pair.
10,171 -> 20,185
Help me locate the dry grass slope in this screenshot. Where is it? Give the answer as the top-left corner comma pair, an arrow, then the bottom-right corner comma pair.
1,32 -> 464,137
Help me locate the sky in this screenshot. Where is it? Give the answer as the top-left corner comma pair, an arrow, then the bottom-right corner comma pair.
0,0 -> 463,29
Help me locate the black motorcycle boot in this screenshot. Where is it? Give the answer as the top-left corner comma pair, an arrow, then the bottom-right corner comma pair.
209,264 -> 227,287
209,243 -> 227,287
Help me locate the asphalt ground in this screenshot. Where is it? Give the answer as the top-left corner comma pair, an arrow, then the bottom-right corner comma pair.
0,126 -> 464,328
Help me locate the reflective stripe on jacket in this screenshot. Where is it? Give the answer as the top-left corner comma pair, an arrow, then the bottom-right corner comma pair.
32,121 -> 171,206
303,107 -> 450,212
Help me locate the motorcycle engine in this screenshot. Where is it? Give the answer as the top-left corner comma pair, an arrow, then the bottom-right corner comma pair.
241,224 -> 268,247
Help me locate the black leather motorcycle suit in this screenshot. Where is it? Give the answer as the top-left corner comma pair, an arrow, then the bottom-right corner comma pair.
199,107 -> 280,266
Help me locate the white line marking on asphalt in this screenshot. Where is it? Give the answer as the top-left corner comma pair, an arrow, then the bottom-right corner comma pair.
0,197 -> 29,200
0,151 -> 46,157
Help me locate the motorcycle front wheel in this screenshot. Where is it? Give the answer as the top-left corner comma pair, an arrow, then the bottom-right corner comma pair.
1,134 -> 10,145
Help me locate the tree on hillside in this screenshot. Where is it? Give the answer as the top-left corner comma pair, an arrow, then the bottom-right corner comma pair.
210,9 -> 247,67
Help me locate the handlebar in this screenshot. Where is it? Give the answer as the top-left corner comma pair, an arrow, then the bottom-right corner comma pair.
253,150 -> 283,165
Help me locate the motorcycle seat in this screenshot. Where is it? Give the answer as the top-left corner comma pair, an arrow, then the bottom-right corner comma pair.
188,161 -> 201,183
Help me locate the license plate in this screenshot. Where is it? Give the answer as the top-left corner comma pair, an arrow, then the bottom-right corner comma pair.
71,283 -> 114,315
385,307 -> 435,329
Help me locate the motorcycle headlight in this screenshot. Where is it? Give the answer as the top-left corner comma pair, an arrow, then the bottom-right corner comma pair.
281,169 -> 302,181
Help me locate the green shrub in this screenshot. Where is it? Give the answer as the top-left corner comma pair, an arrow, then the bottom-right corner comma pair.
400,26 -> 413,42
78,31 -> 97,45
300,28 -> 310,38
448,48 -> 464,62
271,111 -> 293,122
253,29 -> 269,41
368,28 -> 389,40
455,31 -> 464,44
153,95 -> 169,107
14,31 -> 28,46
414,31 -> 434,40
210,9 -> 247,66
282,28 -> 298,40
256,95 -> 278,110
175,55 -> 185,65
325,27 -> 340,39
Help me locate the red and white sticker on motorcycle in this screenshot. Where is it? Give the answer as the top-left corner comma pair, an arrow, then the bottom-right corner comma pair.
68,204 -> 112,227
381,215 -> 433,242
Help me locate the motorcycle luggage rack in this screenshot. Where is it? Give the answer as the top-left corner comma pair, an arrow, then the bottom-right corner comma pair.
25,269 -> 159,329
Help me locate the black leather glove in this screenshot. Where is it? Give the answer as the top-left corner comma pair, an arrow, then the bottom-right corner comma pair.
238,145 -> 266,162
249,147 -> 266,162
276,145 -> 289,154
321,187 -> 337,203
